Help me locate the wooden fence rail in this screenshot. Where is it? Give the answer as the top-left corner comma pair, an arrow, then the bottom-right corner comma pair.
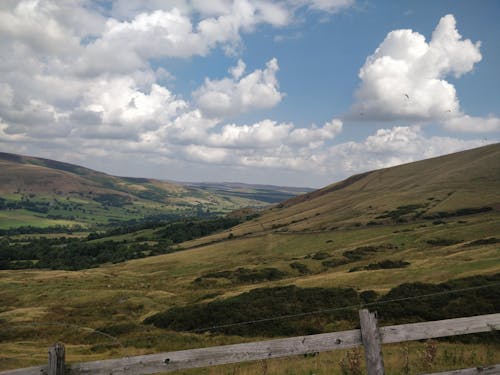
1,312 -> 499,375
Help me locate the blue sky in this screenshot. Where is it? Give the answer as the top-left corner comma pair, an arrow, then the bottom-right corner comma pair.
0,0 -> 498,187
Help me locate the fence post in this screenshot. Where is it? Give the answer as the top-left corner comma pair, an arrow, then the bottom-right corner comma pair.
48,343 -> 65,375
359,309 -> 385,375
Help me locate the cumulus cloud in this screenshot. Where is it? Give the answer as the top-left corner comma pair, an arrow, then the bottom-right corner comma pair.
80,77 -> 187,129
78,9 -> 206,75
289,118 -> 342,147
325,125 -> 491,174
0,1 -> 102,57
289,0 -> 355,13
78,0 -> 291,75
0,2 -> 494,187
133,116 -> 343,171
193,58 -> 283,118
163,110 -> 219,145
444,115 -> 500,133
0,1 -> 293,147
207,120 -> 293,148
0,0 -> 348,187
170,123 -> 490,183
351,14 -> 481,123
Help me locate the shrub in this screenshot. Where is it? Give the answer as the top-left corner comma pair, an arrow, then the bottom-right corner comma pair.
145,285 -> 359,336
289,262 -> 310,274
465,237 -> 499,246
195,267 -> 287,284
311,252 -> 331,260
426,238 -> 462,246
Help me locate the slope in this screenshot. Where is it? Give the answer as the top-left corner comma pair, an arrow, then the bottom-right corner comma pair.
0,152 -> 310,230
0,144 -> 499,370
181,143 -> 500,246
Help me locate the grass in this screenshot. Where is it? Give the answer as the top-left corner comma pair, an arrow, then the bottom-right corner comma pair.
1,211 -> 498,371
0,144 -> 499,372
1,151 -> 311,231
0,334 -> 498,374
0,210 -> 82,229
165,340 -> 500,375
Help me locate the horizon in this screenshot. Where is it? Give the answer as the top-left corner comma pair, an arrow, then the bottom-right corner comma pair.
5,142 -> 498,191
1,1 -> 499,188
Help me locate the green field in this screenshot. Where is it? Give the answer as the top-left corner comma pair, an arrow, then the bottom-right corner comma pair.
0,152 -> 311,231
0,210 -> 82,229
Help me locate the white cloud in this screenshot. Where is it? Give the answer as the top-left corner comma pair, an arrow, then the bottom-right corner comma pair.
79,0 -> 291,76
289,118 -> 342,147
135,116 -> 343,168
0,2 -> 292,144
190,0 -> 232,17
444,115 -> 500,133
164,110 -> 219,144
173,123 -> 490,180
351,14 -> 481,122
109,0 -> 190,20
326,125 -> 490,173
184,145 -> 229,163
110,0 -> 291,26
0,1 -> 93,56
80,77 -> 187,128
1,3 -> 494,188
78,9 -> 206,75
289,0 -> 354,13
208,120 -> 293,148
0,83 -> 14,107
229,59 -> 246,79
193,58 -> 283,118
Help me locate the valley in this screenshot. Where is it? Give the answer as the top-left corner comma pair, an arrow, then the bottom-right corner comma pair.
0,144 -> 499,374
0,152 -> 311,231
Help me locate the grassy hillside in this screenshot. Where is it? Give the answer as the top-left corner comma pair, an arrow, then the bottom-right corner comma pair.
0,144 -> 499,373
0,152 -> 310,230
179,143 -> 500,247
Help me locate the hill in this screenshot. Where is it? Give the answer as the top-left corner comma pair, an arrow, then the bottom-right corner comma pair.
0,144 -> 499,371
0,152 -> 311,230
180,143 -> 500,247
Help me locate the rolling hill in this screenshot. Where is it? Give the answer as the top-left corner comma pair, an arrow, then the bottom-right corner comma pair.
0,144 -> 499,372
0,152 -> 311,230
180,142 -> 500,247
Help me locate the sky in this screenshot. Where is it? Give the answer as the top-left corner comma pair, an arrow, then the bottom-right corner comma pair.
0,0 -> 499,188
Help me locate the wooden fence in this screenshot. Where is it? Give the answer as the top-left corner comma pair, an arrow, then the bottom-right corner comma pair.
1,311 -> 499,375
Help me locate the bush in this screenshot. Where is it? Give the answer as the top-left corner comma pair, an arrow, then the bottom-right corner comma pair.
426,238 -> 462,246
145,273 -> 500,337
311,252 -> 331,260
194,267 -> 287,285
289,262 -> 310,274
364,260 -> 410,270
145,285 -> 359,336
465,237 -> 499,246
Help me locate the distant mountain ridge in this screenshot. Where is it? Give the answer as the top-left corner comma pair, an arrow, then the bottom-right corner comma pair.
0,152 -> 311,229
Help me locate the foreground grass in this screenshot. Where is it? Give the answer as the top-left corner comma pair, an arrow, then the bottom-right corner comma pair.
0,210 -> 499,371
1,337 -> 498,375
1,144 -> 499,373
180,341 -> 500,375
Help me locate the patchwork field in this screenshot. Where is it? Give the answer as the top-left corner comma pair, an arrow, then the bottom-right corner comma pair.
0,152 -> 311,230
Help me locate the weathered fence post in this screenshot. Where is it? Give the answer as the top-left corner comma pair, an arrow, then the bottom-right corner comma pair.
48,343 -> 65,375
359,309 -> 385,375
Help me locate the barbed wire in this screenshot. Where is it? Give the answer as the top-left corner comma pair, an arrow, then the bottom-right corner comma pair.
0,321 -> 123,347
185,281 -> 500,333
0,280 -> 498,367
1,280 -> 498,348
